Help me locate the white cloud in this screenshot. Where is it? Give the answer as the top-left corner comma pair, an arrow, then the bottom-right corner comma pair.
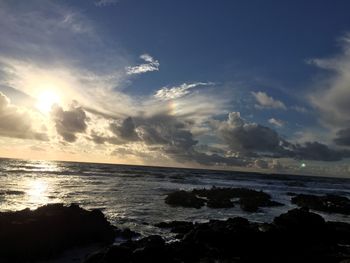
0,92 -> 48,141
251,91 -> 287,110
309,34 -> 350,130
154,82 -> 214,101
126,54 -> 160,75
268,118 -> 284,127
291,105 -> 308,113
94,0 -> 119,6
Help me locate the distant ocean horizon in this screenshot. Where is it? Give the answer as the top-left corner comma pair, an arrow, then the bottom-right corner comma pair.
1,157 -> 350,239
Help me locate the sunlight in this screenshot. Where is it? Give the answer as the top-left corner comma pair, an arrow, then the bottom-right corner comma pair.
36,90 -> 60,113
27,179 -> 48,198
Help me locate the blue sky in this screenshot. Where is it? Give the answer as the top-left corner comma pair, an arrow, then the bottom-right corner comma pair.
0,0 -> 350,176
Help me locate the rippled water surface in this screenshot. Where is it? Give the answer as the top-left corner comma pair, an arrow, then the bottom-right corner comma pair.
1,158 -> 350,237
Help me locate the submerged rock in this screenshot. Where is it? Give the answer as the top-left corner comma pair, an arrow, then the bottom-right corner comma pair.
0,203 -> 115,262
165,187 -> 283,212
291,193 -> 350,215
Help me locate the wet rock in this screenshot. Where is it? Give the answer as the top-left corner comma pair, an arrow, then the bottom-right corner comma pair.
155,220 -> 194,234
291,194 -> 350,215
165,187 -> 283,212
115,228 -> 140,240
165,190 -> 205,208
0,203 -> 115,262
84,208 -> 350,263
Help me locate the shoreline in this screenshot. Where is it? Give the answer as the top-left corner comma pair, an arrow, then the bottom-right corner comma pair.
1,191 -> 350,262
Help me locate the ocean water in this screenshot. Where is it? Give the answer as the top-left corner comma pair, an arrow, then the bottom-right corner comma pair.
1,158 -> 350,238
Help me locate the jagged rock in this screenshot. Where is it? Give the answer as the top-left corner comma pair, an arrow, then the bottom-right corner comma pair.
291,194 -> 350,215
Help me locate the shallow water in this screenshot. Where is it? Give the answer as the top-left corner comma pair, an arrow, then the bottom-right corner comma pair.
1,158 -> 350,238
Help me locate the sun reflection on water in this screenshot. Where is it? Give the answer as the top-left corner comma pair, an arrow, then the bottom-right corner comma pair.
24,179 -> 51,208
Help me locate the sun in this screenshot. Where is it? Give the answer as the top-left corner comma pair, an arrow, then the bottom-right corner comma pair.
36,90 -> 60,113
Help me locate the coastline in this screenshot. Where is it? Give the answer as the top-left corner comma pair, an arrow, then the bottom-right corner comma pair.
1,187 -> 350,262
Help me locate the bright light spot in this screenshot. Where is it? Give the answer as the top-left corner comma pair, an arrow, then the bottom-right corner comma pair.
27,180 -> 48,197
36,90 -> 60,113
301,163 -> 306,168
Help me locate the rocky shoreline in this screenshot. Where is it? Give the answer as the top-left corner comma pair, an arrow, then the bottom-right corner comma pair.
1,188 -> 350,262
84,207 -> 350,263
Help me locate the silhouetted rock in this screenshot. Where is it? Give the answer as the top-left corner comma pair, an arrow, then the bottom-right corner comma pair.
274,207 -> 326,233
165,187 -> 283,212
0,203 -> 115,262
165,190 -> 205,208
88,208 -> 350,263
291,193 -> 350,214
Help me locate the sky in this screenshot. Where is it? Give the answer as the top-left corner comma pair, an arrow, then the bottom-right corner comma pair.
1,0 -> 350,177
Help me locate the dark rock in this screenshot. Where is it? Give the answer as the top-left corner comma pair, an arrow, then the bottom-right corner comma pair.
115,228 -> 140,240
155,220 -> 194,234
165,190 -> 205,209
84,208 -> 350,263
0,203 -> 115,262
291,194 -> 350,215
274,207 -> 326,232
207,197 -> 234,208
165,187 -> 283,212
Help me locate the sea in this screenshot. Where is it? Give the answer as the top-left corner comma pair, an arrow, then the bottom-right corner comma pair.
1,157 -> 350,239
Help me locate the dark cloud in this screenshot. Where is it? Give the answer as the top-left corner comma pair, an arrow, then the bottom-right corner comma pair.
218,112 -> 286,154
91,113 -> 246,166
110,117 -> 139,141
0,92 -> 48,141
217,112 -> 349,162
51,103 -> 88,142
92,110 -> 350,166
291,142 -> 345,162
334,128 -> 350,146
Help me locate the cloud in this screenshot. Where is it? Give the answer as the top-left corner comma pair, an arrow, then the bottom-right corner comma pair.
217,112 -> 287,155
291,142 -> 346,162
251,91 -> 287,110
89,112 -> 248,167
0,92 -> 48,141
154,82 -> 214,101
126,54 -> 160,75
309,35 -> 350,132
110,117 -> 139,142
334,128 -> 350,146
215,111 -> 349,162
94,0 -> 119,6
51,102 -> 88,142
291,105 -> 308,113
268,118 -> 284,127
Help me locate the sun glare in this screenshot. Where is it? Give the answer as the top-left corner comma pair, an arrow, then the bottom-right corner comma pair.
36,90 -> 60,113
